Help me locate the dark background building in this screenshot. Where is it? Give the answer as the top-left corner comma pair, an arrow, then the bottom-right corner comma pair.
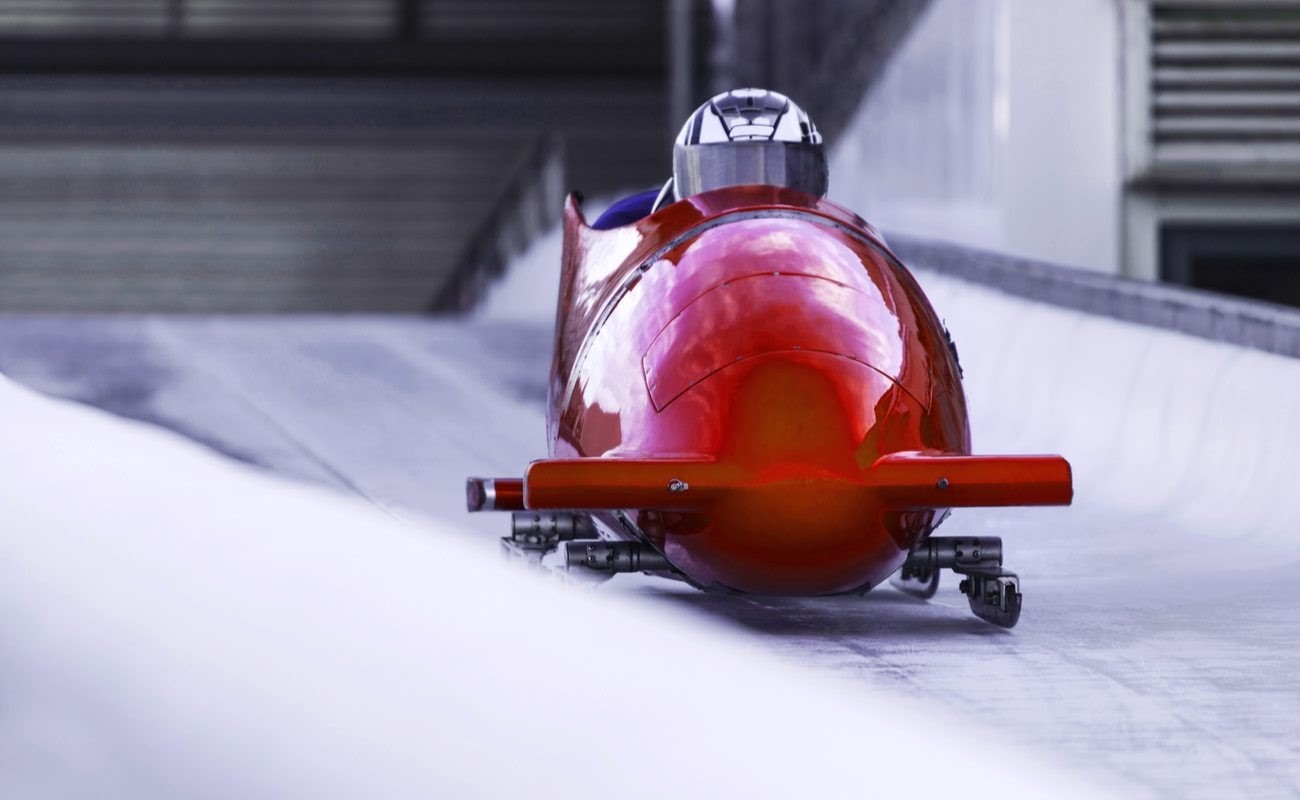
0,0 -> 699,311
0,0 -> 936,312
1,0 -> 1295,312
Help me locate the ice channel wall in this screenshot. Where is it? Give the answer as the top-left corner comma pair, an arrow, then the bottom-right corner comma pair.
901,247 -> 1300,553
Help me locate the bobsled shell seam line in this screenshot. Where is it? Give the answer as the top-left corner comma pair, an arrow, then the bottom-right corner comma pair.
559,207 -> 902,419
644,346 -> 925,413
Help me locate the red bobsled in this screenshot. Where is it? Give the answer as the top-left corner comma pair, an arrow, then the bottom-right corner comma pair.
468,185 -> 1071,627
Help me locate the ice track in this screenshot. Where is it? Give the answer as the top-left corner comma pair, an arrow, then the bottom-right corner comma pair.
1,262 -> 1299,796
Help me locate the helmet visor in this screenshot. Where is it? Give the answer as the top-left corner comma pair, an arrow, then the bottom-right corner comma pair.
673,141 -> 828,200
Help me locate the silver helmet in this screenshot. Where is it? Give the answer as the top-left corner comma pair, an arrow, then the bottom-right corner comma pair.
672,88 -> 827,201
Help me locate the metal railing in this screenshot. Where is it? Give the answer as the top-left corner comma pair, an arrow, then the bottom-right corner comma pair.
891,234 -> 1300,360
430,136 -> 565,313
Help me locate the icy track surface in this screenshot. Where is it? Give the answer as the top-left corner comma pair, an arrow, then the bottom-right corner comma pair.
0,372 -> 1107,799
0,359 -> 1107,800
1,249 -> 1298,795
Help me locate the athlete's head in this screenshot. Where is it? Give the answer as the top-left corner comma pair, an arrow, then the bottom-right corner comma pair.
672,88 -> 827,201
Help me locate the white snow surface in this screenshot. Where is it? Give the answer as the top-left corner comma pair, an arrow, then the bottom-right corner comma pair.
0,373 -> 1101,798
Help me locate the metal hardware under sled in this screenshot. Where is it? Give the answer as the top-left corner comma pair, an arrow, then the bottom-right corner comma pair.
892,536 -> 1022,628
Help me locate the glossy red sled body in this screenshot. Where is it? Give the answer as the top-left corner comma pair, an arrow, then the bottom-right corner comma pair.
470,186 -> 1071,596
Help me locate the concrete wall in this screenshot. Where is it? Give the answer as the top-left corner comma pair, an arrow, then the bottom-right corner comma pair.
830,0 -> 1123,274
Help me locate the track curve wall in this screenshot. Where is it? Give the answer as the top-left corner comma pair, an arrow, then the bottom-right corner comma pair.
900,243 -> 1300,555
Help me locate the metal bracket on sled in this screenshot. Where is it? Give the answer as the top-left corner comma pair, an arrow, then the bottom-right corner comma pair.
565,541 -> 671,575
957,567 -> 1021,629
501,512 -> 598,563
500,513 -> 674,582
892,536 -> 1021,628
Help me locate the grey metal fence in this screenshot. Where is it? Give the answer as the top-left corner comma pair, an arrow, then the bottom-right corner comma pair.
892,235 -> 1300,361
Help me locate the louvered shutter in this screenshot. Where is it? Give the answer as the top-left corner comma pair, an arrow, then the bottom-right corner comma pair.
1131,0 -> 1300,178
0,0 -> 168,36
0,0 -> 399,40
184,0 -> 398,39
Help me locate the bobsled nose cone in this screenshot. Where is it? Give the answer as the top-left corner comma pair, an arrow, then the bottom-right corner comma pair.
671,357 -> 908,594
701,479 -> 900,594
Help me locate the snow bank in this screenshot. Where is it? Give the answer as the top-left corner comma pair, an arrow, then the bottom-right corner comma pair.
0,374 -> 1099,798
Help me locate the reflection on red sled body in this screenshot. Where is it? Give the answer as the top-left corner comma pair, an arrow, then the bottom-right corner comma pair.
467,186 -> 1072,627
